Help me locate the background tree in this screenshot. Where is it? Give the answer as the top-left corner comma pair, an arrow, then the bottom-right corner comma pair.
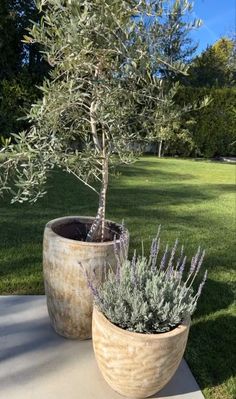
0,0 -> 47,79
158,0 -> 200,80
0,0 -> 49,138
0,0 -> 21,79
188,37 -> 236,88
135,0 -> 202,157
145,81 -> 210,157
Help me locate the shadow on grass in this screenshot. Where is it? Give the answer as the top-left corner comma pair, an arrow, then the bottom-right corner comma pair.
118,163 -> 196,180
0,171 -> 218,249
109,184 -> 235,216
186,314 -> 236,391
0,182 -> 232,253
194,278 -> 235,318
0,168 -> 235,291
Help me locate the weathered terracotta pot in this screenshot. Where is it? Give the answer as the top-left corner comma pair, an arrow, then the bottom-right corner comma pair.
92,307 -> 190,398
43,216 -> 127,340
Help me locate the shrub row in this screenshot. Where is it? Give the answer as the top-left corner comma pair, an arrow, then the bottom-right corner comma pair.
1,78 -> 235,158
0,72 -> 40,139
173,87 -> 236,158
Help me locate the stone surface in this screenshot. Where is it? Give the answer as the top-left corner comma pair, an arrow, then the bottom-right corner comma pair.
93,307 -> 190,398
0,296 -> 205,399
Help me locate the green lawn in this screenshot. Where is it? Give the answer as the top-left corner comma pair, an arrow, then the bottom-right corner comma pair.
0,156 -> 235,399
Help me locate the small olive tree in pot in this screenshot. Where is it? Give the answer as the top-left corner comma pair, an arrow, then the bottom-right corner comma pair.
0,0 -> 201,339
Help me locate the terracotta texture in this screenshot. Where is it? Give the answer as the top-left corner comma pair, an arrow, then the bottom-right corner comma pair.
92,307 -> 190,399
43,216 -> 127,340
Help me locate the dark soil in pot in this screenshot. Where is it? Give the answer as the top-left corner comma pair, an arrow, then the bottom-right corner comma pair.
51,217 -> 122,242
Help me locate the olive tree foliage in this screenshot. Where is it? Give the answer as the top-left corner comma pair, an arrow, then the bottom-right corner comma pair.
0,0 -> 199,241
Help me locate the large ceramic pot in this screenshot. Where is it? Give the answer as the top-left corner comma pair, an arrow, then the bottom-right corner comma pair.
92,307 -> 190,398
43,216 -> 128,340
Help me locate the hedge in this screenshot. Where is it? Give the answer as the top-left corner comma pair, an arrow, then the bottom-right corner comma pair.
1,77 -> 235,158
0,72 -> 40,139
175,87 -> 236,158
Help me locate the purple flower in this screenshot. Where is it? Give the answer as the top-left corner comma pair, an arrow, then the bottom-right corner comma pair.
150,237 -> 160,271
131,250 -> 138,286
160,244 -> 169,270
168,239 -> 178,270
115,259 -> 121,283
196,270 -> 208,298
195,249 -> 206,276
82,266 -> 103,304
179,255 -> 187,275
190,246 -> 201,274
176,245 -> 184,270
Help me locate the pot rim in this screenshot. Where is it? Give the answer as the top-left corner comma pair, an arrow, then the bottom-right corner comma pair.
93,306 -> 190,340
45,215 -> 128,247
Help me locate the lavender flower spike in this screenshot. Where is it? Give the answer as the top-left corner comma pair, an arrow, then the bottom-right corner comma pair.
176,245 -> 184,270
131,250 -> 138,286
179,255 -> 187,275
160,244 -> 169,270
167,238 -> 178,270
189,246 -> 201,275
195,270 -> 208,300
151,237 -> 160,271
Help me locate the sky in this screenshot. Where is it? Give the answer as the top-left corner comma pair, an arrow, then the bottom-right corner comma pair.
190,0 -> 236,54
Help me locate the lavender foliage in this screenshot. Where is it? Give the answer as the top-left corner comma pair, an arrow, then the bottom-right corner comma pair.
88,230 -> 207,334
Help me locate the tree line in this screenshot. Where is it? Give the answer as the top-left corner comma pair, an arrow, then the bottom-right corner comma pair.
0,0 -> 235,157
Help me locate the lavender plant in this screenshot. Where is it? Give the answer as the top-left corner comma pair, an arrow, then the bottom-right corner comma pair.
88,230 -> 207,333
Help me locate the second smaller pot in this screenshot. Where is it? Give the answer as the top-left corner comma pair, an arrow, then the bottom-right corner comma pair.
92,307 -> 190,399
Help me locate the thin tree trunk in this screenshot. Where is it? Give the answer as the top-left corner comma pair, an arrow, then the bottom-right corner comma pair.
86,132 -> 108,242
158,140 -> 163,158
86,66 -> 108,242
100,154 -> 108,242
90,100 -> 101,151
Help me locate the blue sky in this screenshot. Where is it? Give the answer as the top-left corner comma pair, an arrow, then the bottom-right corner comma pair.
190,0 -> 235,54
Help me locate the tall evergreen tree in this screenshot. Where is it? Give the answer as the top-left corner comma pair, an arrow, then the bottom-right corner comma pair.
0,0 -> 21,79
136,0 -> 202,157
0,0 -> 49,138
188,37 -> 236,87
158,0 -> 200,80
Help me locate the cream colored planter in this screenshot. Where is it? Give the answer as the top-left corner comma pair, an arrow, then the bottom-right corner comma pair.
43,216 -> 127,340
92,307 -> 190,398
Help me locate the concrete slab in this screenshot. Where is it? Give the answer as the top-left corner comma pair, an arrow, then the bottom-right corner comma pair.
0,296 -> 204,399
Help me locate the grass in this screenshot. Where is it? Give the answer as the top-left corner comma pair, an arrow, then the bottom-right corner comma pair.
0,156 -> 235,399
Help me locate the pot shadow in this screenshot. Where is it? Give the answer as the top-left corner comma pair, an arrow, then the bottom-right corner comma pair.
149,313 -> 236,398
149,359 -> 202,398
0,296 -> 90,389
186,314 -> 236,391
193,278 -> 235,318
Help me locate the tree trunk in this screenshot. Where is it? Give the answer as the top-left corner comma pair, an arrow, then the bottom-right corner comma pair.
158,140 -> 163,158
86,130 -> 108,243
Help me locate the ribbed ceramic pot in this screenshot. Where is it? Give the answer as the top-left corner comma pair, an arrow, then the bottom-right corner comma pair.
92,307 -> 190,398
43,216 -> 128,340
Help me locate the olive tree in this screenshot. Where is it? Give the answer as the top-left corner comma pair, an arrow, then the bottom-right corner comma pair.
0,0 -> 199,241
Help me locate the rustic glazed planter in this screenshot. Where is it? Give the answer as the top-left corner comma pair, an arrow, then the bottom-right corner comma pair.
92,307 -> 190,399
43,216 -> 127,340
